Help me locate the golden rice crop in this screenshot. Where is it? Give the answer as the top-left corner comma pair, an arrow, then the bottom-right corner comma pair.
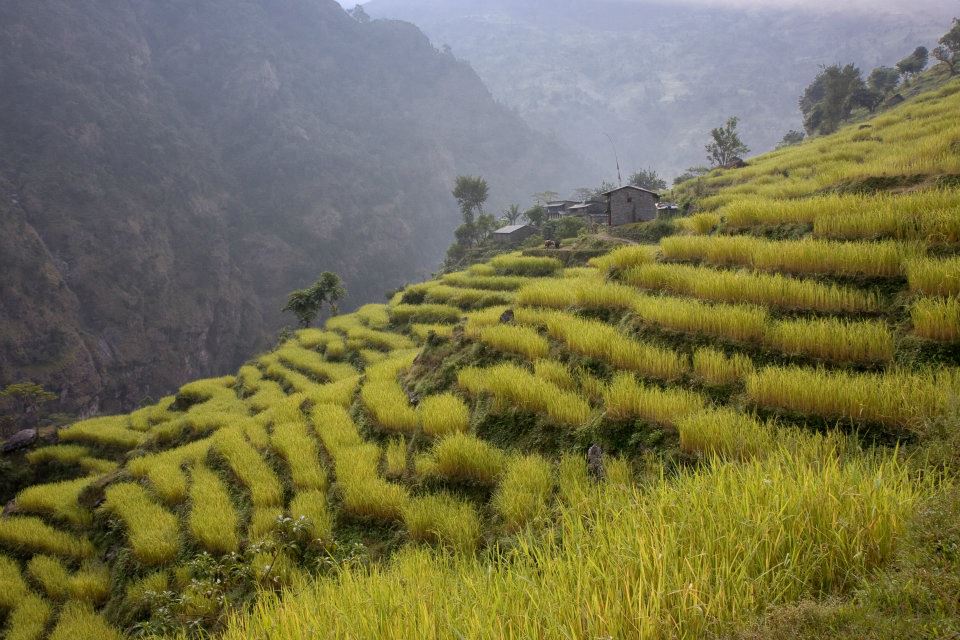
418,393 -> 471,438
128,439 -> 211,504
0,516 -> 93,560
488,254 -> 563,276
677,407 -> 774,461
765,317 -> 895,364
678,212 -> 720,235
176,376 -> 236,403
58,415 -> 145,449
101,483 -> 180,566
245,379 -> 288,412
464,305 -> 511,330
49,602 -> 121,640
576,368 -> 607,403
389,303 -> 461,324
425,284 -> 515,309
310,404 -> 364,458
124,570 -> 169,611
533,359 -> 576,390
622,262 -> 879,313
211,428 -> 284,507
469,262 -> 496,276
441,272 -> 530,291
912,296 -> 960,342
334,445 -> 409,522
409,323 -> 455,341
692,347 -> 754,386
422,433 -> 506,485
289,490 -> 333,542
746,365 -> 956,430
603,373 -> 706,425
128,398 -> 175,432
907,255 -> 960,296
356,304 -> 391,328
403,493 -> 481,553
26,555 -> 110,603
346,327 -> 415,351
15,477 -> 92,527
360,379 -> 419,434
271,419 -> 328,492
516,278 -> 639,311
325,336 -> 347,360
5,594 -> 51,640
492,454 -> 553,532
221,447 -> 922,640
364,350 -> 418,382
79,457 -> 118,475
249,507 -> 284,543
661,235 -> 912,278
384,437 -> 408,478
458,363 -> 592,428
562,267 -> 599,278
24,444 -> 89,466
589,245 -> 658,273
275,344 -> 357,382
517,308 -> 689,381
0,555 -> 29,604
188,465 -> 240,555
304,375 -> 360,407
325,313 -> 364,332
296,328 -> 341,350
632,293 -> 769,342
469,323 -> 550,359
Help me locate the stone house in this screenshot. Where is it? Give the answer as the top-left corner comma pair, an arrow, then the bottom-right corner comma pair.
567,200 -> 606,225
546,200 -> 577,220
603,185 -> 660,226
492,223 -> 535,246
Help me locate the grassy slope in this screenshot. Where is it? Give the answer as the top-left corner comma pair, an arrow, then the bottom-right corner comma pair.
0,79 -> 959,639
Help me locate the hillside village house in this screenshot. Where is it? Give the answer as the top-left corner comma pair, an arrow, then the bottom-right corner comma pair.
546,200 -> 577,220
603,185 -> 660,226
492,223 -> 535,246
567,200 -> 606,225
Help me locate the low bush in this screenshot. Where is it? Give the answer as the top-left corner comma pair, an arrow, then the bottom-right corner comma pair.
403,493 -> 482,553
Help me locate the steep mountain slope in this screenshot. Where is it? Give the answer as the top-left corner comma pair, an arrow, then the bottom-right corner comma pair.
0,0 -> 586,419
365,0 -> 954,177
1,78 -> 958,638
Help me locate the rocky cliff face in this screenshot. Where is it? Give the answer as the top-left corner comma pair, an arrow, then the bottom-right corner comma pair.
0,0 -> 587,416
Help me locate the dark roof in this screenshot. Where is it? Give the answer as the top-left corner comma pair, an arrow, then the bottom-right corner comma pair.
601,185 -> 662,199
494,224 -> 530,234
546,200 -> 577,206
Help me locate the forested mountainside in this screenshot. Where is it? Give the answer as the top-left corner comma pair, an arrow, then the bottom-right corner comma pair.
366,0 -> 953,177
0,0 -> 586,419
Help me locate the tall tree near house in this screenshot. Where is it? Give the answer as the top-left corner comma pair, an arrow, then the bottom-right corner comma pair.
502,204 -> 523,225
705,117 -> 750,167
628,168 -> 667,192
282,272 -> 346,328
896,46 -> 929,81
453,175 -> 489,224
524,204 -> 548,227
933,19 -> 960,76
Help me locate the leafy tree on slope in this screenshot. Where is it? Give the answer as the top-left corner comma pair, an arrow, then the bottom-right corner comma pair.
628,168 -> 667,192
933,19 -> 960,76
283,272 -> 346,328
706,117 -> 750,167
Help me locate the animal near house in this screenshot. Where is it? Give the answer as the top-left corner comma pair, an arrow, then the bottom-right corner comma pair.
604,185 -> 661,226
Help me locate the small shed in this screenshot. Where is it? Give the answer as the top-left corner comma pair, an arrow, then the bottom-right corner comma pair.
603,185 -> 661,226
546,200 -> 577,220
493,223 -> 535,246
656,202 -> 680,216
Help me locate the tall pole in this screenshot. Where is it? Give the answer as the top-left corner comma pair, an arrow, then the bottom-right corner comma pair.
604,132 -> 623,187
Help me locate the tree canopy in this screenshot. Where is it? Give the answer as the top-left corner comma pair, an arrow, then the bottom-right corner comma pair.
896,46 -> 929,79
705,117 -> 750,167
800,64 -> 867,136
628,169 -> 667,192
933,19 -> 960,76
282,272 -> 346,328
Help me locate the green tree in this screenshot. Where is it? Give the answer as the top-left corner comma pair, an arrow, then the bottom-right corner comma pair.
502,204 -> 523,225
868,66 -> 901,94
777,130 -> 806,148
524,204 -> 548,227
933,19 -> 960,76
800,64 -> 866,135
282,272 -> 346,328
590,180 -> 618,200
896,46 -> 929,81
628,168 -> 667,192
0,382 -> 57,429
572,187 -> 595,203
452,176 -> 489,223
705,116 -> 750,167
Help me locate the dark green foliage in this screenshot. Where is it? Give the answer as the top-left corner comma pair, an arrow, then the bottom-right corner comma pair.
896,46 -> 929,79
282,273 -> 346,328
0,381 -> 57,432
673,166 -> 711,185
706,117 -> 750,167
607,218 -> 676,243
800,64 -> 867,135
524,204 -> 548,228
502,204 -> 523,225
933,19 -> 960,76
628,169 -> 667,192
777,130 -> 806,148
868,66 -> 901,94
541,217 -> 586,241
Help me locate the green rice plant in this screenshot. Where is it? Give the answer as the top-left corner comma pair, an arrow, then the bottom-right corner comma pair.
390,303 -> 461,324
489,254 -> 562,276
458,363 -> 592,428
219,446 -> 923,640
746,365 -> 956,430
562,267 -> 599,278
468,262 -> 496,276
469,323 -> 550,359
677,407 -> 774,461
244,418 -> 272,449
692,347 -> 754,386
176,376 -> 236,404
128,398 -> 175,432
425,284 -> 514,309
360,379 -> 419,434
100,483 -> 180,566
275,344 -> 357,382
58,415 -> 146,449
0,517 -> 93,560
912,296 -> 960,342
79,457 -> 117,475
26,555 -> 110,603
423,433 -> 506,485
907,255 -> 960,296
124,570 -> 169,612
347,327 -> 415,351
188,465 -> 240,555
245,379 -> 288,412
295,328 -> 339,350
603,373 -> 706,426
360,349 -> 388,365
589,245 -> 658,273
356,304 -> 391,328
516,308 -> 689,381
410,323 -> 455,342
324,336 -> 347,360
211,428 -> 284,507
622,262 -> 879,313
249,507 -> 284,543
0,555 -> 29,604
128,439 -> 211,505
49,602 -> 121,640
236,364 -> 263,392
678,212 -> 720,235
661,235 -> 912,278
325,313 -> 364,333
16,477 -> 92,526
441,272 -> 530,291
310,404 -> 364,458
289,490 -> 333,543
533,359 -> 576,390
271,418 -> 327,492
384,437 -> 408,478
24,444 -> 89,466
5,594 -> 51,640
492,454 -> 553,532
297,375 -> 358,408
515,278 -> 639,311
364,350 -> 418,382
418,393 -> 471,438
463,305 -> 511,330
576,368 -> 607,403
402,493 -> 481,553
632,293 -> 768,342
765,317 -> 895,364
